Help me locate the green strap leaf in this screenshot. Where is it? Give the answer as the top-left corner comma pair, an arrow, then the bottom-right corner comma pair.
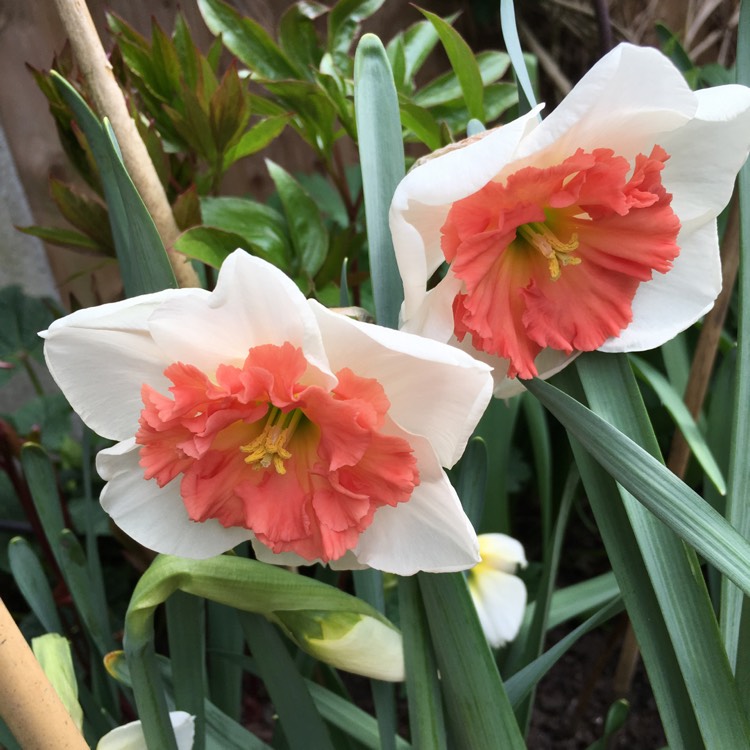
353,34 -> 405,329
417,9 -> 485,121
525,371 -> 750,601
499,0 -> 538,114
419,572 -> 525,749
51,73 -> 176,296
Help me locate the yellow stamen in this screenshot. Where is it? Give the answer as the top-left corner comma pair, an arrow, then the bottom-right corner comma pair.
240,407 -> 303,475
517,222 -> 581,280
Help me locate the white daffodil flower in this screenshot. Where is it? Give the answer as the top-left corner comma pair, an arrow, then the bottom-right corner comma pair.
468,534 -> 527,648
390,43 -> 750,397
42,251 -> 493,574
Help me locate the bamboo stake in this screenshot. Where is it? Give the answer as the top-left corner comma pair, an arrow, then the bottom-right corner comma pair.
0,599 -> 89,749
50,0 -> 200,289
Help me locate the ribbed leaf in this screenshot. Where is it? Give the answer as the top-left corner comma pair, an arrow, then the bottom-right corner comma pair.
419,572 -> 525,749
353,34 -> 405,329
51,73 -> 177,297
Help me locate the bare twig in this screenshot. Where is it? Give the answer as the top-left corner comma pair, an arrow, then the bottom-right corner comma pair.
50,0 -> 200,289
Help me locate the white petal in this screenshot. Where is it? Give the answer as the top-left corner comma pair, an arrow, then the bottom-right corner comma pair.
390,109 -> 541,321
469,569 -> 527,648
478,533 -> 527,573
517,44 -> 696,165
96,711 -> 195,750
352,433 -> 479,574
41,289 -> 190,441
661,84 -> 750,227
311,301 -> 492,467
600,220 -> 720,352
148,251 -> 333,383
97,440 -> 252,558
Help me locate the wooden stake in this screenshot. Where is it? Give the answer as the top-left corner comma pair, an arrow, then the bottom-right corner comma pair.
0,599 -> 89,749
50,0 -> 200,289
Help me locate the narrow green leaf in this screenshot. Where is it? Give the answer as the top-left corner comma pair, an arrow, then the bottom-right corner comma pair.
552,366 -> 702,750
419,572 -> 525,749
21,442 -> 65,558
631,355 -> 726,495
538,355 -> 750,747
724,0 -> 750,677
206,602 -> 243,721
455,436 -> 488,529
266,160 -> 329,277
166,593 -> 207,750
49,178 -> 113,252
306,680 -> 412,749
505,598 -> 624,708
398,576 -> 447,750
8,537 -> 64,634
51,72 -> 177,296
353,34 -> 405,329
197,0 -> 299,80
521,393 -> 553,545
525,371 -> 750,601
238,612 -> 334,750
417,9 -> 485,121
414,50 -> 509,108
545,572 -> 619,630
660,333 -> 691,397
58,530 -> 115,658
499,0 -> 538,113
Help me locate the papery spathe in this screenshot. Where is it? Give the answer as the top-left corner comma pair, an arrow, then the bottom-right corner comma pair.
96,711 -> 194,750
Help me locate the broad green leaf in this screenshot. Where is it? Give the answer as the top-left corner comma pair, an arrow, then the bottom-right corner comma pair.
454,436 -> 488,529
386,34 -> 407,92
223,115 -> 291,167
51,73 -> 177,296
419,572 -> 525,749
500,0 -> 538,113
414,50 -> 510,108
279,3 -> 326,78
32,634 -> 83,732
399,99 -> 443,151
173,227 -> 245,270
417,9 -> 484,121
150,19 -> 183,99
16,225 -> 103,253
266,160 -> 329,277
173,13 -> 201,92
328,0 -> 386,70
197,0 -> 299,80
209,66 -> 251,156
429,82 -> 517,134
49,178 -> 113,253
353,34 -> 405,329
631,355 -> 726,495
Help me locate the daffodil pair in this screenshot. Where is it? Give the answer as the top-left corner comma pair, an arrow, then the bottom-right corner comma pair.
43,43 -> 750,587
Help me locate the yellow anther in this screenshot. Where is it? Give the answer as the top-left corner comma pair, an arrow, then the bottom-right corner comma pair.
240,408 -> 302,475
517,222 -> 580,280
